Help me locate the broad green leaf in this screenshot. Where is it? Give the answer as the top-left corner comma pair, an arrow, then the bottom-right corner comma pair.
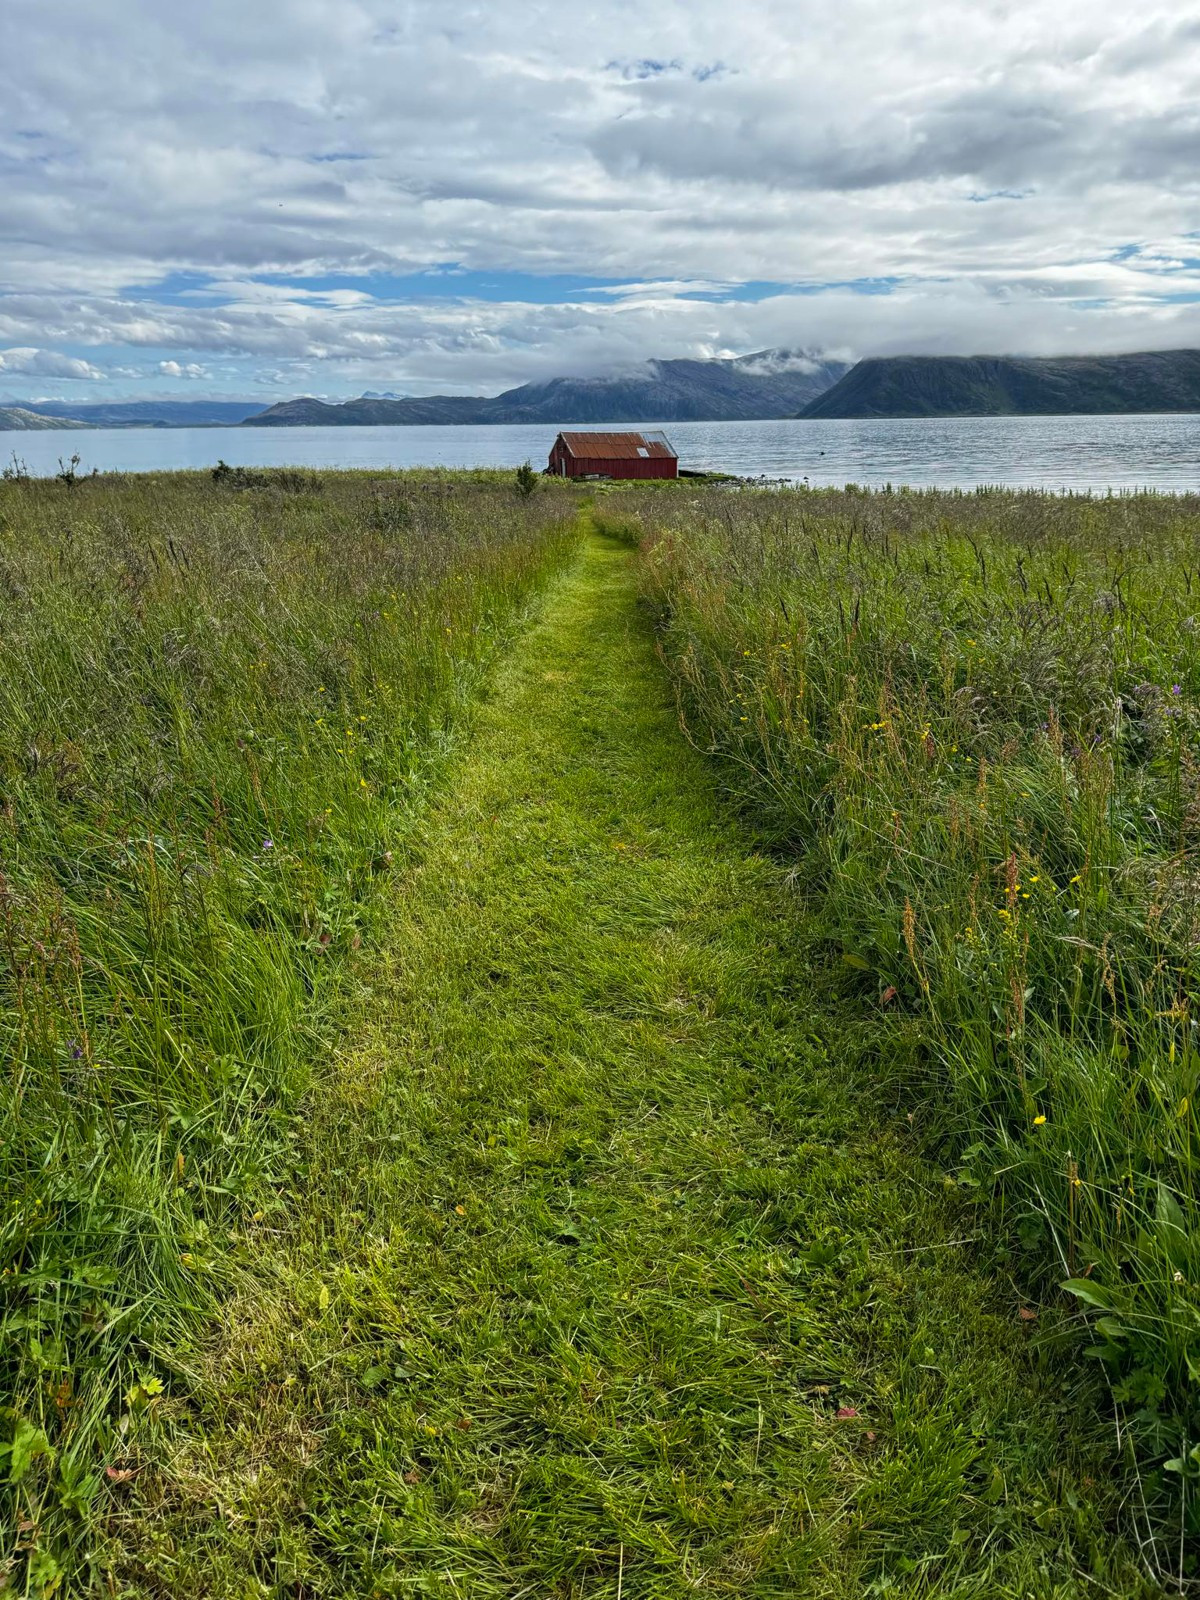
9,1418 -> 52,1484
1156,1182 -> 1186,1236
1061,1277 -> 1115,1310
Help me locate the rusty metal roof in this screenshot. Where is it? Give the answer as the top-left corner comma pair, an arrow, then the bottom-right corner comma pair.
556,430 -> 677,460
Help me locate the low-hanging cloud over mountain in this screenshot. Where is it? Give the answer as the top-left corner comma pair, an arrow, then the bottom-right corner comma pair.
4,0 -> 1200,399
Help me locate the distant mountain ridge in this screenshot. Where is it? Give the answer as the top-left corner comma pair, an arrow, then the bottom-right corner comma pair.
0,407 -> 88,431
19,348 -> 1199,433
801,350 -> 1200,418
248,351 -> 850,426
19,400 -> 267,429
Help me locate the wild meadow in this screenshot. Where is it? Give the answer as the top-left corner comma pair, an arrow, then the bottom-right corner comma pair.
5,467 -> 1188,1594
0,468 -> 577,1587
622,484 -> 1200,1533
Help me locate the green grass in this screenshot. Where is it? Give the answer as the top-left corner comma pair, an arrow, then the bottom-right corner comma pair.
614,482 -> 1200,1569
0,468 -> 579,1592
111,524 -> 1152,1597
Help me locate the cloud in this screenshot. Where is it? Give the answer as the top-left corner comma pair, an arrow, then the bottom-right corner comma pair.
2,0 -> 1200,397
733,351 -> 828,377
8,272 -> 1200,402
0,346 -> 104,380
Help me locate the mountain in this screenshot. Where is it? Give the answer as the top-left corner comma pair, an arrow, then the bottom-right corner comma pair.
800,350 -> 1200,418
250,395 -> 491,426
247,351 -> 850,426
0,406 -> 88,431
23,400 -> 266,428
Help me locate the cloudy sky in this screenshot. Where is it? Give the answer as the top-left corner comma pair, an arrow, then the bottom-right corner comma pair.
4,0 -> 1200,401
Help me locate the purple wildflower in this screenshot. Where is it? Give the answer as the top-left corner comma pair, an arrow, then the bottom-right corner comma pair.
262,838 -> 274,851
1172,684 -> 1183,695
68,1041 -> 83,1059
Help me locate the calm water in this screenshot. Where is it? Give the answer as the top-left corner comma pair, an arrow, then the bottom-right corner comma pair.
8,413 -> 1200,491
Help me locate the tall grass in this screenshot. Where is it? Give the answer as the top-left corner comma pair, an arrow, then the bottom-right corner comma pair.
621,484 -> 1200,1538
0,468 -> 577,1587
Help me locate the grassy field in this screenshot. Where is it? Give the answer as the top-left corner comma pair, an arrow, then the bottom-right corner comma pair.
110,522 -> 1148,1597
617,482 -> 1200,1566
0,473 -> 1185,1594
0,468 -> 578,1591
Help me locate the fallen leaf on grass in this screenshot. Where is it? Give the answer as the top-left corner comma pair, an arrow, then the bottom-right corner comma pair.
880,986 -> 898,1005
1018,1307 -> 1038,1322
836,1406 -> 859,1419
105,1466 -> 138,1484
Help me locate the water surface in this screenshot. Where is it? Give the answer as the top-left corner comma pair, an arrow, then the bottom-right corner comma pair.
7,413 -> 1200,492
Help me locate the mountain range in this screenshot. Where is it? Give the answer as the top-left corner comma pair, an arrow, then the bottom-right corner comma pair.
800,350 -> 1200,418
0,406 -> 89,431
9,348 -> 1200,432
247,352 -> 850,426
18,400 -> 267,428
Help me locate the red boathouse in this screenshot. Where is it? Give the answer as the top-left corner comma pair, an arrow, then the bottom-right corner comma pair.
547,430 -> 678,480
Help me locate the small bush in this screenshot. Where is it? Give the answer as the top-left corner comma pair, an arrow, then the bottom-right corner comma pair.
212,458 -> 323,493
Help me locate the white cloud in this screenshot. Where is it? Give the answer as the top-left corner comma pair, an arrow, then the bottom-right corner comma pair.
0,346 -> 104,380
3,0 -> 1200,395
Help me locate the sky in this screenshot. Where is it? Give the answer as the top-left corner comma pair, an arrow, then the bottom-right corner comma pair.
4,0 -> 1200,401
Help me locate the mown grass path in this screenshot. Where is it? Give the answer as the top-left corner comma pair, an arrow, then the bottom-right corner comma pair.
141,526 -> 1149,1598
